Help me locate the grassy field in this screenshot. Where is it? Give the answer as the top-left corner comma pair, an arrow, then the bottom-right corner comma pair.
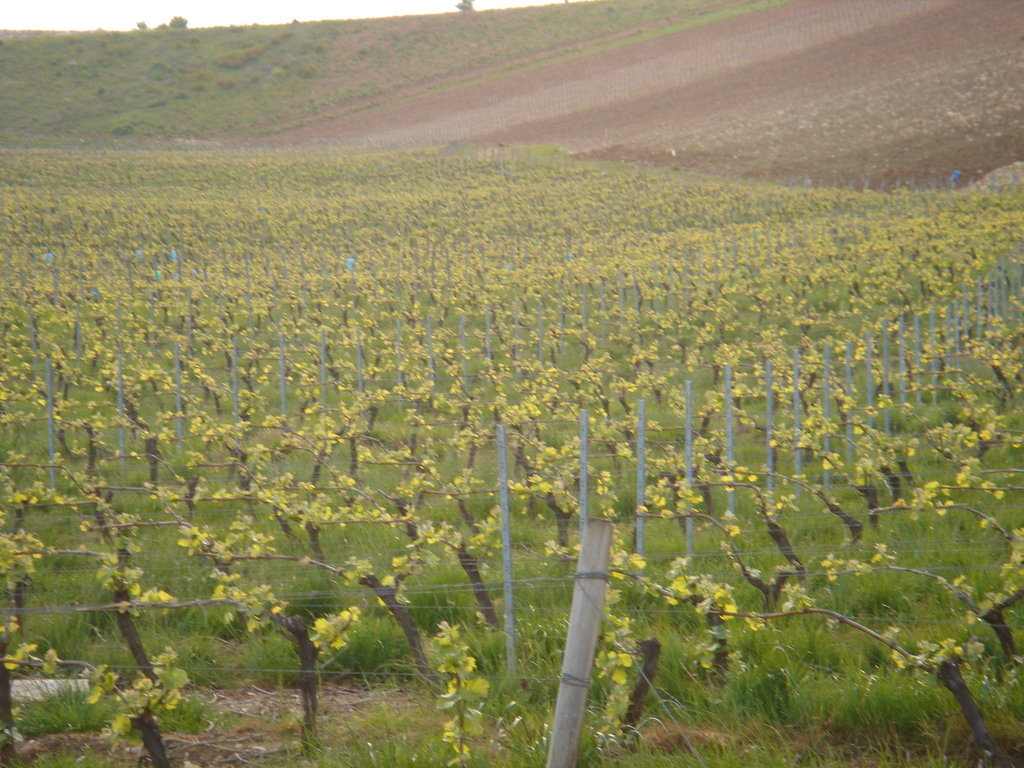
0,0 -> 792,141
0,146 -> 1022,766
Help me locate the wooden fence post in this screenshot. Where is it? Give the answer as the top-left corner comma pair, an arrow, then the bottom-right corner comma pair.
497,425 -> 517,678
546,518 -> 613,768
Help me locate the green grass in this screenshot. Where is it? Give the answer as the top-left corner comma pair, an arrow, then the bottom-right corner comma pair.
15,686 -> 215,737
16,688 -> 116,737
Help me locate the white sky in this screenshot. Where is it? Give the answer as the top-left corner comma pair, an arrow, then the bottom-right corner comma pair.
2,0 -> 565,32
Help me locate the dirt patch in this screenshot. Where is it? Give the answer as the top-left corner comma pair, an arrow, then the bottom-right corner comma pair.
973,161 -> 1024,191
17,684 -> 409,767
19,728 -> 289,767
639,723 -> 735,752
19,729 -> 290,767
206,682 -> 392,721
260,0 -> 1024,186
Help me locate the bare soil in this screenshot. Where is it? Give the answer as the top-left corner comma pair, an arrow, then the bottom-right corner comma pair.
17,684 -> 408,767
261,0 -> 1024,186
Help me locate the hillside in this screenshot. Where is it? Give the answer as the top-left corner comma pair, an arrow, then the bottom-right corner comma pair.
2,0 -> 1022,184
263,0 -> 1024,186
0,0 -> 780,141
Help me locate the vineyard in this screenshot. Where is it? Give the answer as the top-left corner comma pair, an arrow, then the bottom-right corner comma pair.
1,147 -> 1023,767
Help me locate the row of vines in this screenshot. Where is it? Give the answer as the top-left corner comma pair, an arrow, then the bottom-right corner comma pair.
0,147 -> 1022,766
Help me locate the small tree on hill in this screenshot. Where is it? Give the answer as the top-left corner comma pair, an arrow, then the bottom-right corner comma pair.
169,16 -> 188,28
456,0 -> 474,11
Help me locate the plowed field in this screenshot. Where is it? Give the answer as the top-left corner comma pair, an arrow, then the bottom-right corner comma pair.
264,0 -> 1024,185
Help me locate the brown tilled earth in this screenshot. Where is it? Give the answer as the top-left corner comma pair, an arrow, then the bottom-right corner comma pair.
263,0 -> 1024,186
